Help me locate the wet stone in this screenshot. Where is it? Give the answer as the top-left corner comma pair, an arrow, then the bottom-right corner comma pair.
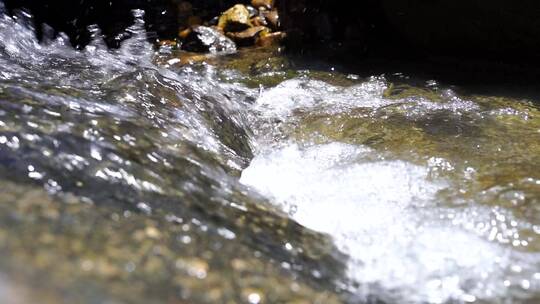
246,5 -> 259,18
227,26 -> 269,47
181,25 -> 237,54
256,31 -> 286,47
218,4 -> 252,33
251,0 -> 274,10
262,10 -> 280,29
251,15 -> 268,27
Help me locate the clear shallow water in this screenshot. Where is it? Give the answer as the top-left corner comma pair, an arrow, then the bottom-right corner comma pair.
0,3 -> 539,304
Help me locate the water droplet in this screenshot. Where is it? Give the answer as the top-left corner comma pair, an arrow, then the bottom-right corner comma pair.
180,235 -> 191,244
217,227 -> 236,240
145,226 -> 161,239
462,294 -> 476,303
511,265 -> 522,273
248,293 -> 261,304
81,260 -> 94,271
136,202 -> 152,214
125,261 -> 136,272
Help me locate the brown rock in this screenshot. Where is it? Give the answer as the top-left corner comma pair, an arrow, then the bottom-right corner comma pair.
256,31 -> 286,47
228,26 -> 268,40
178,27 -> 192,39
246,5 -> 259,18
158,39 -> 178,48
251,0 -> 274,10
181,25 -> 237,53
251,16 -> 268,27
263,10 -> 280,29
217,4 -> 252,32
227,26 -> 269,46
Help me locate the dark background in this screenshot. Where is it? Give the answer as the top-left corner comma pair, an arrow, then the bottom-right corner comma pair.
5,0 -> 540,83
3,0 -> 244,48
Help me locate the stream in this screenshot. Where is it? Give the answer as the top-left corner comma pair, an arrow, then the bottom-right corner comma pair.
0,4 -> 539,304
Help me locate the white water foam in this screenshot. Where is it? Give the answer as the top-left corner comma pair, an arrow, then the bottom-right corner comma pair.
254,77 -> 390,117
241,143 -> 505,302
242,78 -> 540,303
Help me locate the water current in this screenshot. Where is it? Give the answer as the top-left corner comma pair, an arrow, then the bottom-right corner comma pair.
0,3 -> 539,304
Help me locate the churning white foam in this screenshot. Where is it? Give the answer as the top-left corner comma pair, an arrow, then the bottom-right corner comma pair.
254,77 -> 390,117
242,78 -> 540,303
241,143 -> 505,302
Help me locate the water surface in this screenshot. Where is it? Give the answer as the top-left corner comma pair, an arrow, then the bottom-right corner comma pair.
0,4 -> 539,303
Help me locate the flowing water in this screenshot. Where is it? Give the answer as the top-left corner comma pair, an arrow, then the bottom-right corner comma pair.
0,4 -> 539,304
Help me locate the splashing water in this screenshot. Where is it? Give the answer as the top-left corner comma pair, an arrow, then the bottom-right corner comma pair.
241,142 -> 536,303
242,78 -> 540,303
0,3 -> 539,304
